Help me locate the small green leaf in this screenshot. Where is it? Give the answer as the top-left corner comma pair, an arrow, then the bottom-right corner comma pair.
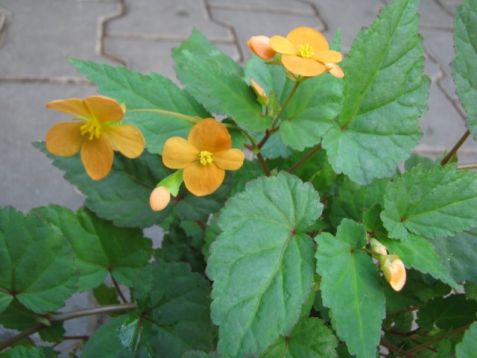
31,206 -> 152,290
381,165 -> 477,240
0,207 -> 77,314
453,0 -> 477,140
456,321 -> 477,358
262,318 -> 338,358
70,59 -> 207,154
208,172 -> 322,357
93,284 -> 120,306
383,236 -> 457,287
315,219 -> 385,358
0,346 -> 57,358
322,0 -> 429,184
173,30 -> 270,132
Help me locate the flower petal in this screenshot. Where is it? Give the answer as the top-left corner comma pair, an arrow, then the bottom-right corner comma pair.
80,136 -> 114,181
214,149 -> 245,171
247,36 -> 276,60
46,98 -> 91,119
84,95 -> 125,122
270,35 -> 297,55
188,119 -> 232,152
103,124 -> 145,158
286,27 -> 329,52
281,55 -> 326,77
162,137 -> 199,169
327,63 -> 345,78
314,50 -> 343,63
45,121 -> 84,156
183,163 -> 225,197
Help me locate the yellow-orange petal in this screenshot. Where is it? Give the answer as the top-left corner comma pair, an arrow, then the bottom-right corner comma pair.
270,35 -> 297,55
383,255 -> 407,292
84,95 -> 125,122
103,124 -> 145,159
214,149 -> 245,171
314,50 -> 343,64
45,121 -> 84,156
281,55 -> 326,77
247,36 -> 276,60
188,119 -> 232,152
149,186 -> 171,211
327,63 -> 345,78
80,136 -> 114,180
183,162 -> 225,197
162,137 -> 199,169
46,98 -> 91,120
287,27 -> 329,52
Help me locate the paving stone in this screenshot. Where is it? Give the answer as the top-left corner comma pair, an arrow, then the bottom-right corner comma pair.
419,0 -> 454,29
436,0 -> 460,16
0,83 -> 89,212
108,0 -> 233,42
0,0 -> 118,78
207,0 -> 312,15
209,7 -> 324,62
105,37 -> 239,80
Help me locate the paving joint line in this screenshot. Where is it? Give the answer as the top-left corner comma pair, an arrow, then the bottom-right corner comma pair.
0,76 -> 92,85
295,0 -> 328,33
108,32 -> 235,44
96,0 -> 127,66
0,6 -> 10,50
207,3 -> 312,16
435,0 -> 455,17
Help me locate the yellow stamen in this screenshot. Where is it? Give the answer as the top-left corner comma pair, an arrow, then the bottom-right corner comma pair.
80,119 -> 102,140
298,44 -> 315,59
198,151 -> 214,166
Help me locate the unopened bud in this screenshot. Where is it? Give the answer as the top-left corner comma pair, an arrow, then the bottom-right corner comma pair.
149,186 -> 171,212
250,80 -> 268,104
381,255 -> 406,292
247,36 -> 276,61
370,238 -> 388,257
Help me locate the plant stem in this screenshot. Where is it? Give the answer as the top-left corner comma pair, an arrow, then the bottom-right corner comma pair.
111,274 -> 127,303
288,144 -> 322,173
381,338 -> 416,358
458,163 -> 477,170
0,303 -> 136,352
405,324 -> 470,354
440,130 -> 470,165
128,108 -> 201,124
257,152 -> 271,176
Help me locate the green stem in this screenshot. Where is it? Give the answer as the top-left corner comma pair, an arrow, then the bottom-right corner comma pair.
288,144 -> 322,173
405,324 -> 470,354
440,130 -> 470,165
271,79 -> 302,128
128,108 -> 201,124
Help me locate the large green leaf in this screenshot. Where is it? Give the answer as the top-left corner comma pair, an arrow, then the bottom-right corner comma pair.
70,59 -> 208,154
37,143 -> 171,228
453,0 -> 477,140
0,207 -> 77,314
31,205 -> 152,290
429,231 -> 477,284
456,321 -> 477,358
208,172 -> 322,357
382,236 -> 457,287
262,318 -> 338,358
173,30 -> 270,132
322,0 -> 429,184
315,219 -> 385,358
381,165 -> 477,240
0,346 -> 57,358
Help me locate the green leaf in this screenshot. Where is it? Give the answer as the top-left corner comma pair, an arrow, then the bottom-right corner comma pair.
280,75 -> 343,151
428,231 -> 477,284
93,284 -> 120,306
315,219 -> 385,358
381,165 -> 477,240
0,207 -> 77,314
31,205 -> 152,290
0,346 -> 57,358
322,0 -> 429,184
36,143 -> 171,228
453,0 -> 477,140
70,59 -> 207,154
456,321 -> 477,358
173,30 -> 270,132
382,236 -> 457,288
262,318 -> 338,358
208,172 -> 323,357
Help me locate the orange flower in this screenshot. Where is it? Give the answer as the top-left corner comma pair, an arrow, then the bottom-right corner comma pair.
247,36 -> 276,61
162,119 -> 244,196
381,255 -> 407,292
270,26 -> 343,78
45,95 -> 145,180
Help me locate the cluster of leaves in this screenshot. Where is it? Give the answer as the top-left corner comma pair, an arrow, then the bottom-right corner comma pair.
1,0 -> 477,357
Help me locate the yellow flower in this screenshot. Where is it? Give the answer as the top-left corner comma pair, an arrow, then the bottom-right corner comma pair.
381,255 -> 407,292
45,95 -> 145,180
270,26 -> 344,78
247,36 -> 276,61
149,186 -> 171,212
162,119 -> 245,197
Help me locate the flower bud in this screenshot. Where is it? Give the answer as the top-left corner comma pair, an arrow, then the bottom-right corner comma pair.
149,186 -> 171,212
250,80 -> 268,104
247,36 -> 276,61
370,238 -> 388,257
381,255 -> 406,292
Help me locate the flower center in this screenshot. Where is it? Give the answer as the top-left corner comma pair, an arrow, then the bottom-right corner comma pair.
198,151 -> 214,166
80,119 -> 102,140
298,44 -> 315,59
